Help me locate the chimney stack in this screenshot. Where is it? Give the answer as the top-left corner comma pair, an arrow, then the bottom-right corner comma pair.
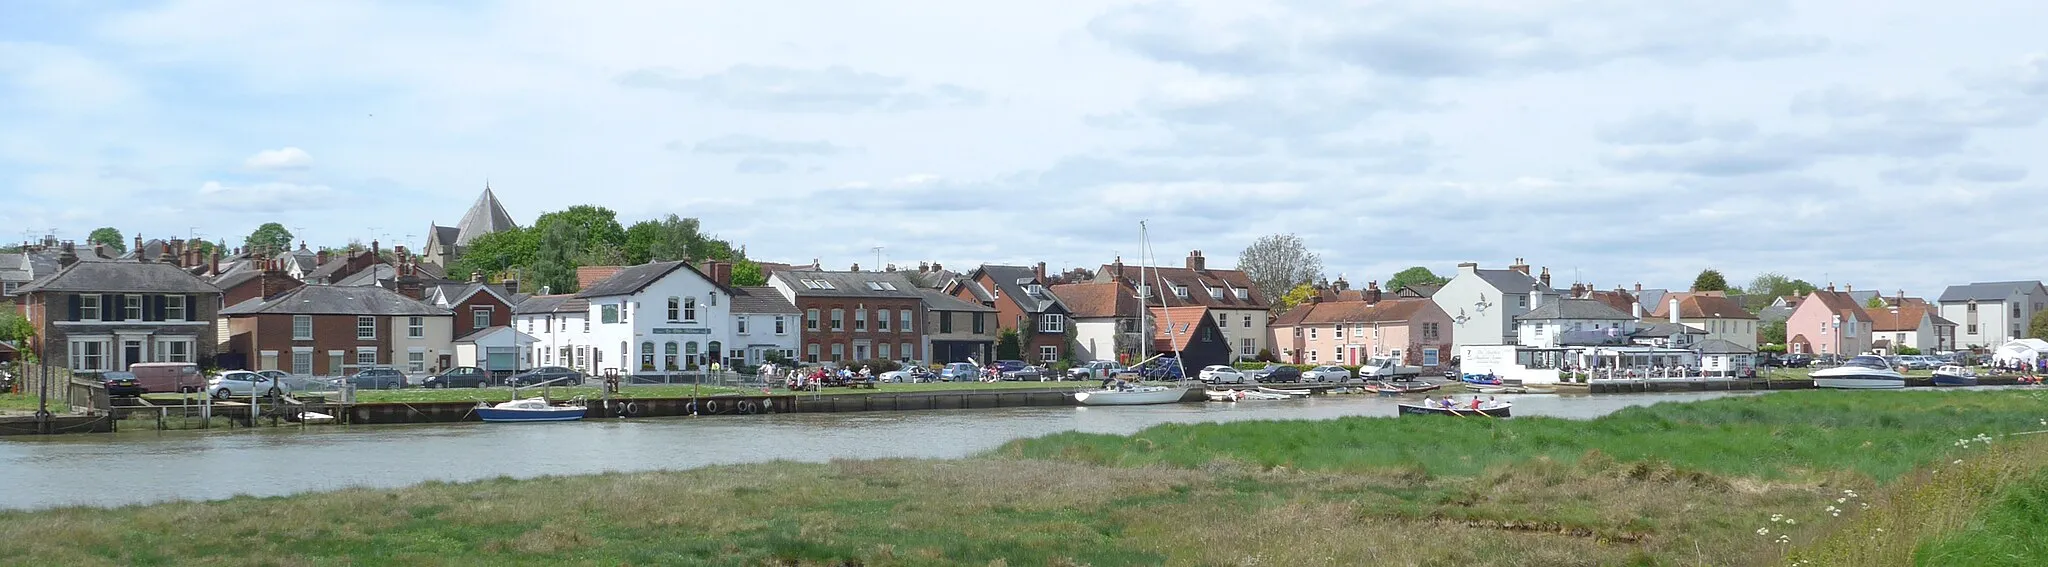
886,263 -> 897,272
850,263 -> 861,272
317,249 -> 330,266
1846,283 -> 1853,293
501,279 -> 520,296
1634,282 -> 1643,293
1110,256 -> 1126,283
932,262 -> 942,272
133,235 -> 143,254
1035,262 -> 1047,281
1335,276 -> 1350,291
1509,257 -> 1530,275
1669,298 -> 1681,324
1366,280 -> 1382,304
713,261 -> 732,287
371,240 -> 380,257
1529,282 -> 1543,309
1457,262 -> 1479,276
210,249 -> 220,275
1186,250 -> 1206,271
59,241 -> 78,268
1827,282 -> 1835,292
1538,266 -> 1551,288
471,271 -> 484,283
1632,298 -> 1643,320
157,247 -> 174,265
918,261 -> 930,273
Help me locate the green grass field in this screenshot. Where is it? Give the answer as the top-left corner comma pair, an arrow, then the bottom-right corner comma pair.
4,389 -> 2046,565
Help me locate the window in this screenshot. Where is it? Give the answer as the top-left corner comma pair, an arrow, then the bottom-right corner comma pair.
1135,284 -> 1150,299
1517,295 -> 1527,308
1,281 -> 16,295
1240,338 -> 1256,356
900,342 -> 912,360
1308,350 -> 1318,362
1174,285 -> 1189,298
68,339 -> 107,371
774,316 -> 787,335
164,295 -> 186,321
2015,303 -> 2023,319
1422,323 -> 1440,341
293,315 -> 313,340
878,343 -> 891,360
1235,289 -> 1249,300
1040,345 -> 1058,363
409,317 -> 424,338
582,318 -> 589,332
806,309 -> 820,331
664,342 -> 680,371
602,304 -> 619,324
78,294 -> 100,321
165,340 -> 191,363
830,343 -> 844,362
357,316 -> 377,339
471,307 -> 491,330
831,309 -> 845,331
806,343 -> 820,363
124,295 -> 141,320
357,350 -> 377,367
878,309 -> 891,331
855,308 -> 867,331
1968,324 -> 1978,334
640,341 -> 656,371
1424,348 -> 1440,366
683,297 -> 697,322
1039,314 -> 1064,333
940,312 -> 954,333
1242,315 -> 1252,328
737,316 -> 749,334
408,351 -> 425,373
1335,326 -> 1345,340
972,312 -> 986,334
1308,328 -> 1317,340
1208,287 -> 1221,299
621,302 -> 630,323
668,297 -> 680,321
292,351 -> 313,376
900,309 -> 912,332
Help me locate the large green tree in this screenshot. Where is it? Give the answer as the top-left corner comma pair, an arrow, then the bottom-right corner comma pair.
995,329 -> 1023,360
532,205 -> 627,261
1691,268 -> 1729,292
244,223 -> 294,256
1275,282 -> 1318,313
1760,320 -> 1787,345
730,259 -> 767,287
529,221 -> 581,293
622,220 -> 663,264
87,227 -> 125,253
1385,266 -> 1449,293
452,228 -> 538,282
2030,310 -> 2048,340
1238,234 -> 1323,310
1742,273 -> 1819,310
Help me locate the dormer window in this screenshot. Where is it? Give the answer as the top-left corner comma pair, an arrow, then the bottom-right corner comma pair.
1174,285 -> 1189,298
1029,284 -> 1044,296
1235,288 -> 1248,300
1208,286 -> 1221,299
1135,284 -> 1150,299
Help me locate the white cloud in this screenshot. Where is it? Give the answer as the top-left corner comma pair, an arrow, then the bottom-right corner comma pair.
243,147 -> 313,170
196,181 -> 333,212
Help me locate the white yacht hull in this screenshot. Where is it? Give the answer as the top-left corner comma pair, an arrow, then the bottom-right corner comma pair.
1075,386 -> 1188,406
1813,377 -> 1905,390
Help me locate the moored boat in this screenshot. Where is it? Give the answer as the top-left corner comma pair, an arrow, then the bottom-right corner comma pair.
1397,398 -> 1512,417
1257,386 -> 1311,397
1811,355 -> 1907,390
1460,373 -> 1505,386
1360,381 -> 1442,395
476,398 -> 588,422
1075,384 -> 1189,405
1932,365 -> 1979,387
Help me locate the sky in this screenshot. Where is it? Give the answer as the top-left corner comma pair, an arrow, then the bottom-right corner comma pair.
4,0 -> 2047,299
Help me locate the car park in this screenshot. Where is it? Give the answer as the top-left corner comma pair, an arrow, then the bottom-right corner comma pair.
422,366 -> 492,388
1198,365 -> 1246,384
206,370 -> 290,400
1302,365 -> 1353,382
506,366 -> 584,387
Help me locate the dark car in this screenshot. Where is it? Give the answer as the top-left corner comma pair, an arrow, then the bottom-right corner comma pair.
1256,366 -> 1304,383
340,368 -> 407,390
101,371 -> 143,397
1781,355 -> 1813,368
507,366 -> 584,387
994,360 -> 1027,373
421,366 -> 492,388
1137,358 -> 1185,380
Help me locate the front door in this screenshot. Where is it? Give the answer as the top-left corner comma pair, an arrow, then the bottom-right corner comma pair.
123,340 -> 143,371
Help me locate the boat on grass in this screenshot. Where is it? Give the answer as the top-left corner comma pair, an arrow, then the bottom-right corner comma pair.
1811,355 -> 1906,390
1932,365 -> 1979,387
1397,398 -> 1512,417
476,398 -> 588,422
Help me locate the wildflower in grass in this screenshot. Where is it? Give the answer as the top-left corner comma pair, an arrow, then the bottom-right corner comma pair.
1860,502 -> 1871,510
1954,459 -> 1964,465
1770,513 -> 1784,523
1776,534 -> 1791,544
1758,527 -> 1771,536
1837,497 -> 1847,503
1786,518 -> 1797,525
1876,528 -> 1885,533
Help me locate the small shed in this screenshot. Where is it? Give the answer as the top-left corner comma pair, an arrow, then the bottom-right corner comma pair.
454,326 -> 538,373
1694,339 -> 1756,376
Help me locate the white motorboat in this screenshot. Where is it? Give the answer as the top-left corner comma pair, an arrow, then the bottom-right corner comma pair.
1811,355 -> 1906,390
1932,365 -> 1979,386
1075,384 -> 1190,405
476,397 -> 588,422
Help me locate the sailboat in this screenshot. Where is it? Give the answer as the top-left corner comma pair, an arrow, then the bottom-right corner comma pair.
1073,222 -> 1193,407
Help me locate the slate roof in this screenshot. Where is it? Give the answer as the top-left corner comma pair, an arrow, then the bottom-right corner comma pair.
334,264 -> 396,287
430,225 -> 461,247
1651,292 -> 1759,320
285,248 -> 318,275
1757,305 -> 1795,324
1270,298 -> 1434,326
512,294 -> 589,315
0,253 -> 30,286
453,187 -> 518,246
1514,298 -> 1635,321
1694,338 -> 1754,354
1050,281 -> 1136,319
1094,262 -> 1269,310
771,270 -> 924,299
1391,283 -> 1441,298
15,260 -> 223,294
921,289 -> 996,313
731,286 -> 799,314
1938,281 -> 2048,303
220,284 -> 448,316
1636,288 -> 1669,312
1632,321 -> 1706,337
1150,306 -> 1213,352
576,261 -> 729,298
972,265 -> 1065,314
1474,269 -> 1553,295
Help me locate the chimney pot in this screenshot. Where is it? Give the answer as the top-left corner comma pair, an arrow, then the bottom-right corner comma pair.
850,263 -> 861,272
1538,267 -> 1551,288
1035,262 -> 1046,281
1669,298 -> 1681,324
59,241 -> 78,267
471,271 -> 483,283
1186,251 -> 1206,271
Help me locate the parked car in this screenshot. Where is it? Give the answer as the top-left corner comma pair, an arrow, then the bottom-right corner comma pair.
506,366 -> 585,387
205,370 -> 290,400
1138,358 -> 1185,380
422,366 -> 493,389
994,360 -> 1027,374
1068,361 -> 1125,380
880,366 -> 937,383
1901,355 -> 1939,370
1302,365 -> 1352,382
129,362 -> 205,394
940,362 -> 980,382
100,371 -> 144,397
1256,365 -> 1304,383
1198,365 -> 1247,384
1779,354 -> 1813,368
338,367 -> 408,390
1001,365 -> 1044,381
1245,364 -> 1289,381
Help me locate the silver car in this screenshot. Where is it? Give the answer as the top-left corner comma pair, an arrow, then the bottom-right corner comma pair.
206,370 -> 292,400
1301,365 -> 1353,382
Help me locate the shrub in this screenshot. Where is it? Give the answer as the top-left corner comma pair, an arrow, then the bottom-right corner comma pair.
849,359 -> 901,373
1255,349 -> 1279,363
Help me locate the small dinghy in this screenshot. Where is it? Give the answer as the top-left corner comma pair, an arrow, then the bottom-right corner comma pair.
1207,389 -> 1296,401
1257,386 -> 1311,397
1360,381 -> 1442,395
1932,365 -> 1979,387
476,397 -> 588,422
1397,398 -> 1512,418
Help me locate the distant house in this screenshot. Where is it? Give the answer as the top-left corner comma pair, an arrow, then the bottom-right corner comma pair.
13,243 -> 224,372
1432,258 -> 1555,350
1650,291 -> 1760,351
1785,285 -> 1874,356
1511,294 -> 1637,350
770,268 -> 925,365
579,260 -> 742,374
512,294 -> 595,374
1268,287 -> 1454,367
1093,253 -> 1271,361
220,284 -> 452,378
920,290 -> 998,364
729,286 -> 801,366
1937,281 -> 2048,348
1050,278 -> 1142,363
1630,321 -> 1706,349
423,187 -> 519,268
1149,306 -> 1231,370
949,264 -> 1071,365
1866,300 -> 1957,354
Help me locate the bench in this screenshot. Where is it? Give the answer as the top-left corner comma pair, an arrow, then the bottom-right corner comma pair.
845,379 -> 878,389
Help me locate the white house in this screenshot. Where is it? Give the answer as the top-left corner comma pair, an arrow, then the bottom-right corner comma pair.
1433,259 -> 1554,351
728,286 -> 801,366
513,294 -> 595,373
574,260 -> 738,375
1649,292 -> 1760,352
1937,281 -> 2048,349
1512,294 -> 1638,349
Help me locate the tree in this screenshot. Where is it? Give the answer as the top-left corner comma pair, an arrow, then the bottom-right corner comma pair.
1385,266 -> 1449,294
2031,310 -> 2048,340
1238,234 -> 1323,308
0,309 -> 34,364
532,205 -> 627,261
1760,320 -> 1787,345
1866,296 -> 1887,309
1742,273 -> 1819,310
529,220 -> 581,294
995,329 -> 1023,360
1896,346 -> 1922,355
452,228 -> 537,283
1691,268 -> 1729,292
644,214 -> 704,262
87,227 -> 125,253
1275,283 -> 1318,313
244,223 -> 294,256
188,239 -> 218,259
622,220 -> 663,264
730,259 -> 767,287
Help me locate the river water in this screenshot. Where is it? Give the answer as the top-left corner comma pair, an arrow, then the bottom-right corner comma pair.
0,391 -> 1752,510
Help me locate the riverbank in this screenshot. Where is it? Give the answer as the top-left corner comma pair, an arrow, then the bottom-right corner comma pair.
2,390 -> 2041,565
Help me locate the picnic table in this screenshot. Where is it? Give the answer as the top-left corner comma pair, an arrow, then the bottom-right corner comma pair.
844,378 -> 878,389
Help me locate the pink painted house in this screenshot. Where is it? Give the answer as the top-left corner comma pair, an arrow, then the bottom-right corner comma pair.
1785,285 -> 1874,357
1267,285 -> 1455,368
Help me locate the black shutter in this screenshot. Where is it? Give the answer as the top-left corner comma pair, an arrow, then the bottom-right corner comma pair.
68,294 -> 81,321
141,295 -> 156,321
103,294 -> 120,321
155,295 -> 168,321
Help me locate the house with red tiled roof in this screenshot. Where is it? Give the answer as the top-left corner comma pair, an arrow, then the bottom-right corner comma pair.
1050,277 -> 1142,363
1268,288 -> 1454,368
1866,291 -> 1956,353
1149,306 -> 1230,370
1094,252 -> 1270,362
1785,284 -> 1874,356
1650,291 -> 1760,351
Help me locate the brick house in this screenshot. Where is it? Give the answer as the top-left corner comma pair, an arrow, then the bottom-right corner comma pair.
1150,306 -> 1232,370
948,264 -> 1071,364
1093,252 -> 1271,362
1268,287 -> 1455,368
1050,277 -> 1142,364
220,285 -> 453,378
13,242 -> 224,372
769,268 -> 925,364
427,281 -> 520,341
